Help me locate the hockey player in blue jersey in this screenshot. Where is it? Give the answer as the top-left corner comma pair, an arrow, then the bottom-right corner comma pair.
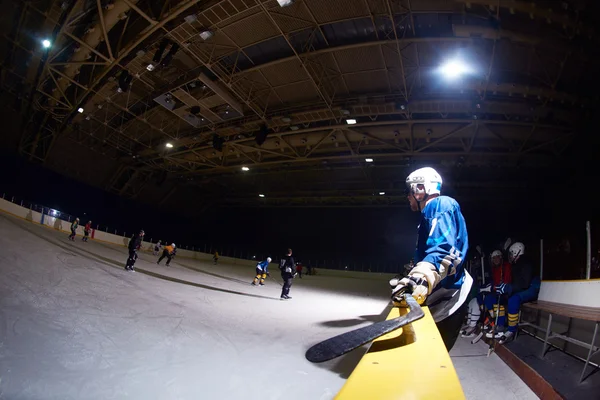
485,242 -> 540,344
389,167 -> 473,350
251,257 -> 272,286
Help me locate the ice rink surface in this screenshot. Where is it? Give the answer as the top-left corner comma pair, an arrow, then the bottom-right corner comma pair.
0,213 -> 538,399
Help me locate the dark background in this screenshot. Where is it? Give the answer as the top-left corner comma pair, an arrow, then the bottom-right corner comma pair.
2,146 -> 598,277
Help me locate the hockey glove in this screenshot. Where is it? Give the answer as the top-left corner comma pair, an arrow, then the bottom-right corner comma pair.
480,283 -> 492,293
390,276 -> 429,306
495,283 -> 511,295
390,261 -> 440,307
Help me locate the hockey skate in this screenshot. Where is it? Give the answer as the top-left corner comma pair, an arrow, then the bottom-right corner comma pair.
487,330 -> 513,344
485,325 -> 506,339
461,325 -> 478,338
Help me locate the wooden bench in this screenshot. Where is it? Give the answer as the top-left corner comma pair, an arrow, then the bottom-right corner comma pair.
518,300 -> 600,383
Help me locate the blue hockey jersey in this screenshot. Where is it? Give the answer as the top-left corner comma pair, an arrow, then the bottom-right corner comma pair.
256,260 -> 269,273
414,195 -> 469,291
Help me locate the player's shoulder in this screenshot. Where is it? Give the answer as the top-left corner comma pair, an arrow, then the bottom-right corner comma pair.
424,195 -> 460,216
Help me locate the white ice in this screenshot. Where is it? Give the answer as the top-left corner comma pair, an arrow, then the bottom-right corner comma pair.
0,213 -> 538,399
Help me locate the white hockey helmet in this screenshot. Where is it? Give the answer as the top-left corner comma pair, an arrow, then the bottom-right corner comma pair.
508,242 -> 524,262
267,257 -> 272,263
172,243 -> 176,248
406,167 -> 443,197
490,249 -> 502,265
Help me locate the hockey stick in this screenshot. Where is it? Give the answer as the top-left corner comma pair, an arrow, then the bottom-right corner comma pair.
487,294 -> 503,357
476,245 -> 485,286
471,298 -> 491,344
305,294 -> 424,363
471,324 -> 486,344
267,274 -> 283,287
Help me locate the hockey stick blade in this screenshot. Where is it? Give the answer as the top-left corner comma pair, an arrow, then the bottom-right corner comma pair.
305,295 -> 424,363
471,330 -> 484,344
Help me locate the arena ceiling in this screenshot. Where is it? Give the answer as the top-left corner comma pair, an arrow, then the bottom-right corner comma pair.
1,0 -> 597,210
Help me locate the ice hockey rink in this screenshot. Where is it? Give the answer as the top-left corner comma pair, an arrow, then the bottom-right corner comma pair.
0,213 -> 538,400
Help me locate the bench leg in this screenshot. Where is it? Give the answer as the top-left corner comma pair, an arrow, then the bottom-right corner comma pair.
579,322 -> 599,384
540,313 -> 553,358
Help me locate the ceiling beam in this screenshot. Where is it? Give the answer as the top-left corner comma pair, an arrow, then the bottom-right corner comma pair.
197,72 -> 243,115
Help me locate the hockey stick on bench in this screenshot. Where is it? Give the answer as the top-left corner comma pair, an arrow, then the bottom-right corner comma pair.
305,294 -> 425,363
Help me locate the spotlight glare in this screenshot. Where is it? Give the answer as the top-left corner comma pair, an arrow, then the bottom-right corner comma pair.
438,59 -> 473,80
241,166 -> 250,171
199,30 -> 214,40
379,192 -> 385,195
277,0 -> 294,6
77,107 -> 84,113
346,119 -> 357,125
365,158 -> 373,163
165,143 -> 174,148
258,194 -> 265,198
42,39 -> 51,49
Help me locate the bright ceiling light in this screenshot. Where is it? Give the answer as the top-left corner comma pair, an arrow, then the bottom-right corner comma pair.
258,194 -> 265,198
77,107 -> 84,113
42,39 -> 51,49
165,143 -> 174,148
438,59 -> 473,80
146,63 -> 156,72
184,14 -> 197,24
379,192 -> 385,195
346,119 -> 357,125
199,30 -> 214,40
277,0 -> 295,6
241,166 -> 250,171
365,158 -> 373,163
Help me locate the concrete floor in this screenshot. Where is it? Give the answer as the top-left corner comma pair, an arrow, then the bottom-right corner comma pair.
0,213 -> 538,399
452,335 -> 539,400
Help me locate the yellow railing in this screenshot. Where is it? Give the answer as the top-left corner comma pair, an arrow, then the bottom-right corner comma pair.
335,305 -> 465,400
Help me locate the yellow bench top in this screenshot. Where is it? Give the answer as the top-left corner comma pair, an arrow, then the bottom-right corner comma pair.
336,306 -> 465,400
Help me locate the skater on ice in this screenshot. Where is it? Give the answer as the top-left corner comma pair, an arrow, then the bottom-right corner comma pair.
279,249 -> 295,300
296,261 -> 303,278
251,257 -> 272,286
68,217 -> 79,241
213,251 -> 219,265
82,220 -> 92,242
157,243 -> 176,266
389,167 -> 472,350
125,229 -> 145,271
485,242 -> 540,344
153,240 -> 162,256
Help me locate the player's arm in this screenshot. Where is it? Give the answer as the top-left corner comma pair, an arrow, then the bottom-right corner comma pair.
416,210 -> 465,294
